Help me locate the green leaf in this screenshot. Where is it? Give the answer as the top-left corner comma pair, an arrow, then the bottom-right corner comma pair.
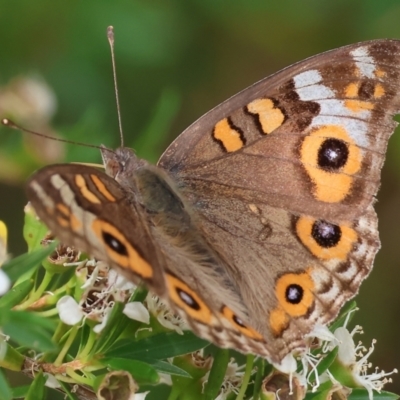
203,348 -> 229,400
141,384 -> 171,400
0,341 -> 24,371
25,370 -> 46,400
58,381 -> 80,399
315,347 -> 338,376
349,389 -> 399,400
103,358 -> 159,384
2,245 -> 55,283
105,331 -> 209,360
0,369 -> 12,400
1,310 -> 57,352
144,359 -> 191,377
23,205 -> 49,252
10,385 -> 30,399
0,279 -> 34,309
92,286 -> 148,354
304,381 -> 334,400
329,300 -> 357,332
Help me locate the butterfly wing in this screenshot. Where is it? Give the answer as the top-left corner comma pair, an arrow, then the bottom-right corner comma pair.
159,39 -> 400,222
27,164 -> 167,294
158,40 -> 400,361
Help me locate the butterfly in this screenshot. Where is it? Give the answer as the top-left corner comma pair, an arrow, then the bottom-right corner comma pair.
25,39 -> 400,366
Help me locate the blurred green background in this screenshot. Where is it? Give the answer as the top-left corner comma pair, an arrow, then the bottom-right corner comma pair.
1,0 -> 400,395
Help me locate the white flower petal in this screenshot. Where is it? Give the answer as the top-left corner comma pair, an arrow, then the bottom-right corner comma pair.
334,326 -> 356,365
56,296 -> 84,325
44,373 -> 61,388
273,353 -> 297,374
93,306 -> 113,333
0,270 -> 11,296
133,391 -> 149,400
109,270 -> 136,291
81,265 -> 99,289
123,302 -> 150,324
159,373 -> 172,386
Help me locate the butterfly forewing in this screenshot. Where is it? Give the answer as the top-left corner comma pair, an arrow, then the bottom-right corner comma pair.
27,164 -> 167,293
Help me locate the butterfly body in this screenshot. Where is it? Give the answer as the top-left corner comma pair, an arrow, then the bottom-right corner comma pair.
27,39 -> 400,365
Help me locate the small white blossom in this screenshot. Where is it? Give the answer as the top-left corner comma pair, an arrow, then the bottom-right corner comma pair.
133,392 -> 149,400
93,305 -> 114,333
44,373 -> 61,389
273,352 -> 297,375
158,373 -> 173,386
146,295 -> 188,334
123,302 -> 150,324
209,358 -> 244,399
0,221 -> 10,296
108,269 -> 136,291
56,296 -> 84,325
333,325 -> 397,400
0,270 -> 10,296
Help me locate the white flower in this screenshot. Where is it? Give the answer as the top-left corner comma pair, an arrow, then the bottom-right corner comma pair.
333,325 -> 397,400
56,296 -> 84,325
123,302 -> 150,324
133,392 -> 149,400
0,221 -> 10,296
210,358 -> 244,399
273,352 -> 297,375
0,270 -> 10,296
93,306 -> 113,333
108,269 -> 136,291
146,295 -> 188,334
44,373 -> 61,389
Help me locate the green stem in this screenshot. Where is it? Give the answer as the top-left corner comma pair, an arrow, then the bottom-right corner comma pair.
236,354 -> 255,400
15,271 -> 54,310
166,385 -> 182,400
253,358 -> 265,400
65,368 -> 93,386
203,348 -> 229,400
54,325 -> 79,366
35,307 -> 59,318
79,328 -> 97,361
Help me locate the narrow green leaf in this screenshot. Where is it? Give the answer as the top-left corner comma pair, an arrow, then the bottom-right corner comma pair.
58,380 -> 82,399
25,370 -> 45,400
144,359 -> 191,377
0,279 -> 34,309
2,245 -> 55,283
104,358 -> 159,384
349,389 -> 399,400
315,347 -> 338,376
203,348 -> 229,400
10,385 -> 30,398
2,310 -> 57,352
304,381 -> 334,400
141,384 -> 171,400
0,341 -> 24,371
0,369 -> 12,400
253,358 -> 271,400
12,385 -> 31,399
92,286 -> 148,354
23,206 -> 49,252
105,331 -> 209,360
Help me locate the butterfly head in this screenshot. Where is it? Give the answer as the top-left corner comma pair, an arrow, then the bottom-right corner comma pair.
101,146 -> 148,182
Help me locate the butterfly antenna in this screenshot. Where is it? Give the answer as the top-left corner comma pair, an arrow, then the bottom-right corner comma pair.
1,118 -> 113,152
107,26 -> 124,148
